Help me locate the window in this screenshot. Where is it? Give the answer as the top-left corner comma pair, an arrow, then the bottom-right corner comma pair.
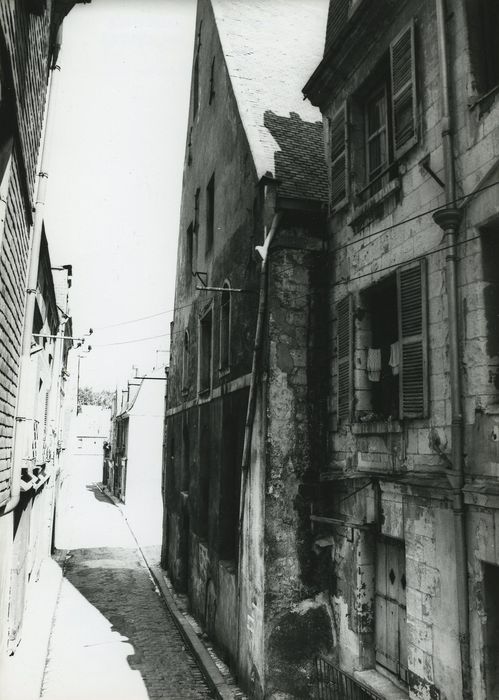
193,53 -> 200,118
365,85 -> 390,195
219,282 -> 231,372
466,0 -> 499,95
198,307 -> 213,393
329,103 -> 348,208
481,224 -> 499,391
206,173 -> 215,253
186,223 -> 194,275
209,57 -> 215,104
182,330 -> 190,391
375,537 -> 408,684
332,21 -> 417,206
336,259 -> 428,423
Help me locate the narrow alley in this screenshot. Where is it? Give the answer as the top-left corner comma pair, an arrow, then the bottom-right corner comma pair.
40,456 -> 213,700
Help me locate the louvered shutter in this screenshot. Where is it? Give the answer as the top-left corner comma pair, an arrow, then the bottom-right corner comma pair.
397,260 -> 428,418
390,22 -> 417,159
337,294 -> 353,423
329,103 -> 348,208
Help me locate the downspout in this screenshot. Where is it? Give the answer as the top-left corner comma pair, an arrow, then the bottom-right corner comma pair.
236,210 -> 282,676
2,38 -> 62,516
432,2 -> 470,697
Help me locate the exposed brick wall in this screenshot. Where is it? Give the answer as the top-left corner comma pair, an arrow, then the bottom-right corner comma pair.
0,1 -> 53,505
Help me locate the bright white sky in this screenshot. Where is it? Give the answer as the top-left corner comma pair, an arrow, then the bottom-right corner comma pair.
45,0 -> 196,391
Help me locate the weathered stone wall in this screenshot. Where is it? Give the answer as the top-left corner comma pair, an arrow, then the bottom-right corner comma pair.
264,238 -> 332,698
307,0 -> 499,697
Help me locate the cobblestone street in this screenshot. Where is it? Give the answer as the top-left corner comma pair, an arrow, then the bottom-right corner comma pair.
40,457 -> 213,700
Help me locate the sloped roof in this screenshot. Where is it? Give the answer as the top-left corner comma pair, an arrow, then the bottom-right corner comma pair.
211,0 -> 329,202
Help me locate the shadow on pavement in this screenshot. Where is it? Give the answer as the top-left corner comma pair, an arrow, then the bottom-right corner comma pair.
43,546 -> 213,700
85,483 -> 116,504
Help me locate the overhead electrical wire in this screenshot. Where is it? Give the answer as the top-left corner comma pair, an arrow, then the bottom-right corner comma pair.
86,177 -> 499,347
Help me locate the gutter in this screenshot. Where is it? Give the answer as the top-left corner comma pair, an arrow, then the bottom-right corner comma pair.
432,2 -> 470,697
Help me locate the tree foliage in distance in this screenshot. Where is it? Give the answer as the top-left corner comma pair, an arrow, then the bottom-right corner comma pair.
78,386 -> 114,409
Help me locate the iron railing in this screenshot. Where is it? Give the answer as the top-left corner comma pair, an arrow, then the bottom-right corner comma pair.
316,657 -> 383,700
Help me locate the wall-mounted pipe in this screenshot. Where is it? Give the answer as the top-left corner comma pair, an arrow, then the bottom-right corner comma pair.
235,210 -> 281,681
432,1 -> 470,697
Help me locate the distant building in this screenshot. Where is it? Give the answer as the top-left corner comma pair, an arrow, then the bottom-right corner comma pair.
162,1 -> 329,696
0,0 -> 88,691
105,370 -> 166,545
303,0 -> 499,698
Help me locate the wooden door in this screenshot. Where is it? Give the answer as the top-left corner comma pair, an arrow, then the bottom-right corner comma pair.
375,537 -> 408,682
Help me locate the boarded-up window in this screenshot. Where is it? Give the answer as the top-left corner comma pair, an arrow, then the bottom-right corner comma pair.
397,259 -> 428,419
329,103 -> 348,208
336,295 -> 352,423
375,537 -> 408,684
390,22 -> 417,158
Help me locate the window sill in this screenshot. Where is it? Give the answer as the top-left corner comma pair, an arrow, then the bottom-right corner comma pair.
219,367 -> 230,378
349,178 -> 401,227
352,420 -> 402,435
353,669 -> 408,700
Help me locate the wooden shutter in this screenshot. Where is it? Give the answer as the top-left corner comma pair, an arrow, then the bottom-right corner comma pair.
329,102 -> 348,208
336,294 -> 353,423
390,22 -> 417,159
397,259 -> 428,419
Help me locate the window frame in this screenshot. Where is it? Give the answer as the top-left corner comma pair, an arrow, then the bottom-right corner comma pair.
206,173 -> 215,254
337,259 -> 429,426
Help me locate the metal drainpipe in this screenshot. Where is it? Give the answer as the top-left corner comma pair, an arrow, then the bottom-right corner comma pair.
235,210 -> 282,676
432,1 -> 470,697
2,56 -> 61,516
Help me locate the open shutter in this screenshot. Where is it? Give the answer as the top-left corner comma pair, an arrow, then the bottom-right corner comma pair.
390,22 -> 417,159
397,259 -> 428,418
329,102 -> 348,208
336,294 -> 353,423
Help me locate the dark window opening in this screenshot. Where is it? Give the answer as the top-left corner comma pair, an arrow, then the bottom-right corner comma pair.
483,562 -> 499,698
193,53 -> 199,118
218,397 -> 244,562
219,284 -> 230,371
181,423 -> 190,493
182,330 -> 190,391
186,222 -> 194,275
199,308 -> 212,393
206,174 -> 215,253
361,274 -> 399,420
466,0 -> 499,95
481,224 -> 499,367
209,56 -> 215,104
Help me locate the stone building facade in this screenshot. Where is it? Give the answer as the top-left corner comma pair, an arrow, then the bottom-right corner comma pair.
303,0 -> 499,698
0,0 -> 86,690
162,1 -> 331,697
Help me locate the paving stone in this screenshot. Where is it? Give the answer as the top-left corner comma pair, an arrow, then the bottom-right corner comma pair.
40,464 -> 213,700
